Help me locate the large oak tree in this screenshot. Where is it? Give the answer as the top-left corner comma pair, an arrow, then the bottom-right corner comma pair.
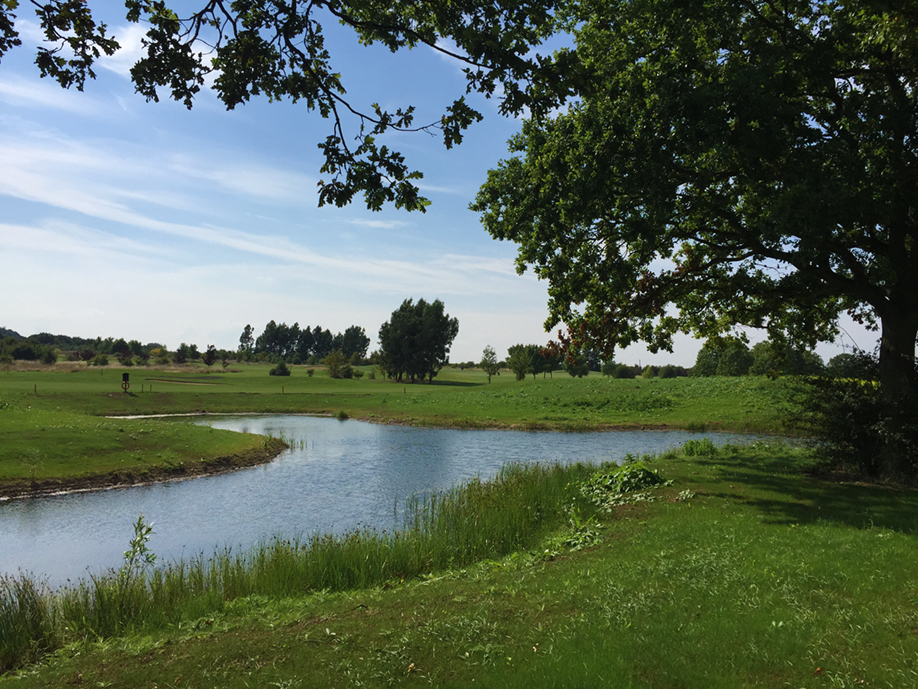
472,0 -> 918,473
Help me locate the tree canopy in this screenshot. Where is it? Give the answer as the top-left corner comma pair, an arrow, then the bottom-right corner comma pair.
377,298 -> 459,383
472,0 -> 918,415
1,0 -> 574,211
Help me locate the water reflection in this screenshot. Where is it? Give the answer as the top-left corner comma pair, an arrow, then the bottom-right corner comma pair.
0,416 -> 756,585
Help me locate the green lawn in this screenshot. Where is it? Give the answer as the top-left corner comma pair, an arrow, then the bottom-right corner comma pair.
4,442 -> 917,687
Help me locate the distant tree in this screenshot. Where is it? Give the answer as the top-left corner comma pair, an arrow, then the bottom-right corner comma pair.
825,352 -> 878,380
507,344 -> 531,381
339,325 -> 371,361
239,324 -> 255,360
188,343 -> 201,361
128,339 -> 144,356
10,342 -> 40,360
295,326 -> 315,362
693,338 -> 753,377
91,354 -> 109,367
0,353 -> 12,373
172,343 -> 189,365
77,348 -> 95,362
378,299 -> 459,383
584,348 -> 601,373
202,345 -> 218,368
749,341 -> 824,377
641,365 -> 656,379
601,360 -> 617,377
311,326 -> 335,360
564,354 -> 589,378
612,364 -> 635,379
269,360 -> 291,376
480,345 -> 500,383
111,338 -> 131,359
658,365 -> 677,379
323,349 -> 352,379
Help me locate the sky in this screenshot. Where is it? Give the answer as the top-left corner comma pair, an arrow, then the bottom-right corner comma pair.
0,5 -> 876,366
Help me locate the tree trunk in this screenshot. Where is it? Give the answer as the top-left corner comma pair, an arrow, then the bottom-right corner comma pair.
876,311 -> 918,478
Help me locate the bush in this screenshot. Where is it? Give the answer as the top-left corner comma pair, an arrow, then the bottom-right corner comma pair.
641,365 -> 656,378
612,364 -> 634,379
269,361 -> 291,376
682,438 -> 717,456
307,368 -> 315,377
658,364 -> 677,379
90,354 -> 109,367
790,365 -> 918,478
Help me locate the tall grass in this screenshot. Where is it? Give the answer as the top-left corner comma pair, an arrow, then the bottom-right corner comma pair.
0,461 -> 592,673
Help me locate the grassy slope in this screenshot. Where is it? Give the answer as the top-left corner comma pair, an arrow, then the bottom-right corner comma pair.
4,444 -> 917,688
0,364 -> 788,488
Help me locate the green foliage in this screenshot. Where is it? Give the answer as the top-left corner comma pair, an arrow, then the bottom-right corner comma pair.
563,354 -> 589,378
749,341 -> 824,377
322,349 -> 352,379
268,361 -> 291,377
90,353 -> 109,367
479,345 -> 500,383
377,298 -> 459,383
201,344 -> 218,367
693,338 -> 753,377
640,365 -> 655,379
472,0 -> 918,418
581,461 -> 670,512
791,374 -> 918,479
825,351 -> 878,380
681,438 -> 718,456
506,344 -> 531,381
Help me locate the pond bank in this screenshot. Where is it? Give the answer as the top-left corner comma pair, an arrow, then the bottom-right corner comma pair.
0,437 -> 288,501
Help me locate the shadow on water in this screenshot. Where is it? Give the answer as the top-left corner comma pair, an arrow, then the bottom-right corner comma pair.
693,452 -> 918,534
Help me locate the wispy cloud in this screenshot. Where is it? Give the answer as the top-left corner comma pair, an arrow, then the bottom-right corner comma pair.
0,77 -> 107,116
348,219 -> 410,229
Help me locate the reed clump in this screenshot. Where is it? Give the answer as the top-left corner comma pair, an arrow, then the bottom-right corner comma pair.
0,461 -> 593,673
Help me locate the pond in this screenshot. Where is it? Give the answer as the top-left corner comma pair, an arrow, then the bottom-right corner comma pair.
0,416 -> 757,585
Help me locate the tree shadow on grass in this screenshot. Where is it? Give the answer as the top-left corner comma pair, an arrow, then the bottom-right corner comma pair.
692,452 -> 918,534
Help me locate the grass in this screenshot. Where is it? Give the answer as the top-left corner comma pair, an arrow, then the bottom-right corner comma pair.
0,363 -> 790,490
4,442 -> 918,687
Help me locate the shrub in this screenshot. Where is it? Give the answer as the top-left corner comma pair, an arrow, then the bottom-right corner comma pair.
269,361 -> 291,376
792,375 -> 918,478
641,365 -> 656,378
581,462 -> 670,510
682,438 -> 717,456
90,354 -> 109,367
307,368 -> 315,377
612,364 -> 634,379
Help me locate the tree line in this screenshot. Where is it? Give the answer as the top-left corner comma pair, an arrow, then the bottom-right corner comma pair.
238,322 -> 370,365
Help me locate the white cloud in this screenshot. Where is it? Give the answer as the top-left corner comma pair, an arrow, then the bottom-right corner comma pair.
98,24 -> 147,78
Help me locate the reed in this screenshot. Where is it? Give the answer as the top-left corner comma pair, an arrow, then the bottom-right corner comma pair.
0,461 -> 593,673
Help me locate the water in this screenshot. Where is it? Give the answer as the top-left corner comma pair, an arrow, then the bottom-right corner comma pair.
0,416 -> 756,585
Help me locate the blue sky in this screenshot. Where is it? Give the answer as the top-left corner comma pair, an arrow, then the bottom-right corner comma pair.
0,7 -> 873,366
